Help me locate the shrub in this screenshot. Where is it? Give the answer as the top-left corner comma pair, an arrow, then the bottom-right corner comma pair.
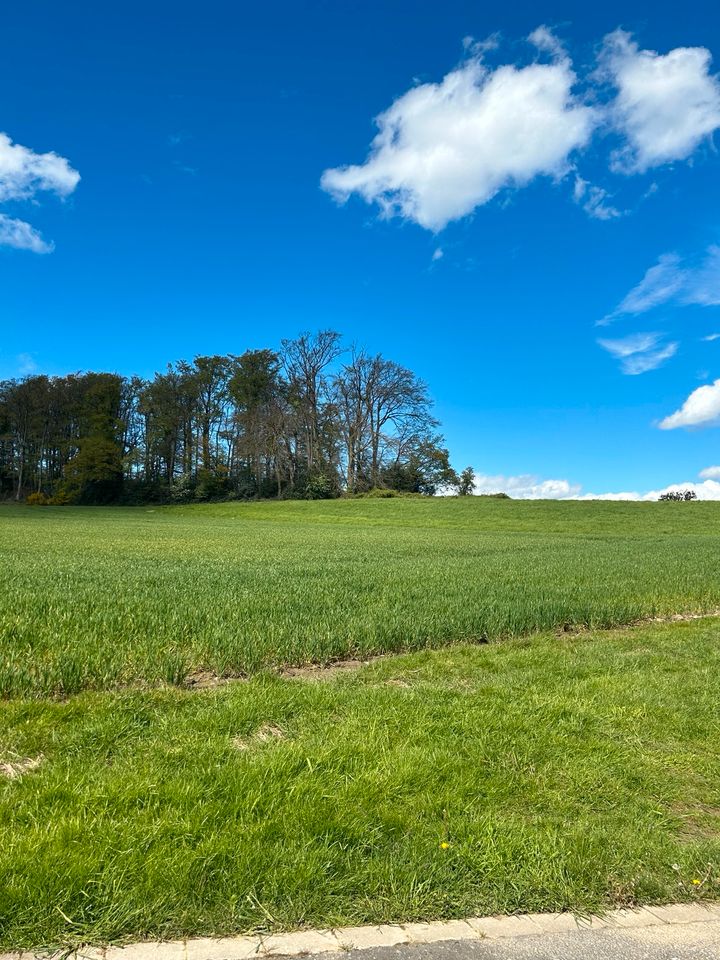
659,490 -> 697,502
26,492 -> 50,506
170,474 -> 195,503
48,488 -> 74,506
304,474 -> 336,500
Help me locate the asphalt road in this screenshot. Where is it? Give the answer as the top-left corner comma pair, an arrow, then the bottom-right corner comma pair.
337,922 -> 720,959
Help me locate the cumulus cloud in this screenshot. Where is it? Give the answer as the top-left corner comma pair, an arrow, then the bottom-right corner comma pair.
597,331 -> 677,374
0,133 -> 79,202
459,468 -> 720,500
324,29 -> 720,232
601,247 -> 720,324
699,465 -> 720,479
601,30 -> 720,173
659,378 -> 720,429
0,132 -> 79,253
471,472 -> 581,499
576,480 -> 720,500
321,32 -> 597,230
0,214 -> 53,253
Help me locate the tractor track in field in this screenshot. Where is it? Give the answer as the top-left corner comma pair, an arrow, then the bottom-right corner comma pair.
179,608 -> 720,691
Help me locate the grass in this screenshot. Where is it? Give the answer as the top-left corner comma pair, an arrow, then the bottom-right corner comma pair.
2,618 -> 720,950
3,499 -> 720,948
3,498 -> 720,696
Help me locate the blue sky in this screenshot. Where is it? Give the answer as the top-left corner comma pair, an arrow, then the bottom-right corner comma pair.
2,0 -> 720,498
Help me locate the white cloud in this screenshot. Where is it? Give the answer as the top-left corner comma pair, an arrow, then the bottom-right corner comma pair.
528,25 -> 567,60
598,331 -> 660,358
612,253 -> 685,316
472,472 -> 582,499
0,214 -> 53,253
321,32 -> 597,230
461,468 -> 720,500
684,245 -> 720,306
576,480 -> 720,500
572,175 -> 621,220
621,342 -> 677,374
602,246 -> 720,324
323,29 -> 720,232
659,378 -> 720,429
601,30 -> 720,173
431,247 -> 443,261
702,333 -> 720,342
0,132 -> 79,253
597,331 -> 677,374
0,132 -> 79,202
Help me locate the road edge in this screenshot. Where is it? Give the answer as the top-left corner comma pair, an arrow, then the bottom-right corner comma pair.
4,902 -> 720,960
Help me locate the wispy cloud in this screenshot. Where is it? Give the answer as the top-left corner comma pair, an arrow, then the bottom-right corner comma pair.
573,176 -> 621,220
597,331 -> 677,374
0,215 -> 53,254
601,246 -> 720,324
16,353 -> 38,376
173,161 -> 198,176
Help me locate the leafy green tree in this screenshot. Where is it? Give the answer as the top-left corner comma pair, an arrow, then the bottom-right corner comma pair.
61,374 -> 124,503
458,466 -> 475,496
382,438 -> 458,496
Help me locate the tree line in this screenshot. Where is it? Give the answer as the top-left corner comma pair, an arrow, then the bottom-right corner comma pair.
1,331 -> 475,504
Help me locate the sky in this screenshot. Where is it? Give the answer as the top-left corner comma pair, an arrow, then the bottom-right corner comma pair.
2,0 -> 720,499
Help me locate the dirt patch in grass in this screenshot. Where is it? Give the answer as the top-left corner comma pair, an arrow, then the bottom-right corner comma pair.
553,609 -> 720,639
232,723 -> 286,751
279,657 -> 373,679
183,670 -> 245,690
673,803 -> 720,841
0,753 -> 43,780
644,609 -> 720,624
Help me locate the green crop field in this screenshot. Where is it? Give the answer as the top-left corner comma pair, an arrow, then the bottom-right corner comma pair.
2,497 -> 720,697
3,498 -> 720,950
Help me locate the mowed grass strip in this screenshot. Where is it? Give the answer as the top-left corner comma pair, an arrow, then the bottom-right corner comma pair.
2,498 -> 720,697
1,620 -> 719,949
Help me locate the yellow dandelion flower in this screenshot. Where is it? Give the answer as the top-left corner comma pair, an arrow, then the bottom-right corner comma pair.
692,879 -> 702,885
440,841 -> 450,849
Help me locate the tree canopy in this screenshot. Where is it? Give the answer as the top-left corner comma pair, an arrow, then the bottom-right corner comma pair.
1,331 -> 462,504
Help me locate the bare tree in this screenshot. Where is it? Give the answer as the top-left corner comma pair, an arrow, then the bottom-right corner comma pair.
333,351 -> 438,492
